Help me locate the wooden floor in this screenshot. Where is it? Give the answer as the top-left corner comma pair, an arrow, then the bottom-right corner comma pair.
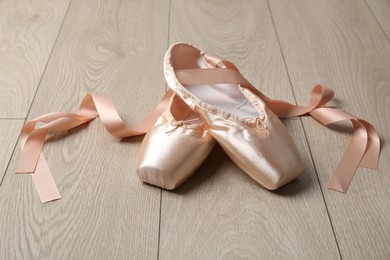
0,0 -> 389,259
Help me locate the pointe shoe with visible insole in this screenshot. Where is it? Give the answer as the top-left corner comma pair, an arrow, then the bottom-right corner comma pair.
164,42 -> 304,189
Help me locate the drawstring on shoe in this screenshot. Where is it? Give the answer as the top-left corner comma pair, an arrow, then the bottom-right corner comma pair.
165,118 -> 199,135
255,118 -> 269,136
246,116 -> 269,136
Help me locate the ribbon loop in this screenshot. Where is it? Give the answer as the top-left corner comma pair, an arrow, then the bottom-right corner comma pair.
16,62 -> 380,201
175,61 -> 380,193
16,90 -> 174,203
309,108 -> 380,192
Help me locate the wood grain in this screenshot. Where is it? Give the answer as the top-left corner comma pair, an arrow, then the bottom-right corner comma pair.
0,0 -> 70,118
169,0 -> 296,104
160,121 -> 339,259
1,0 -> 389,258
160,0 -> 340,259
0,0 -> 169,259
365,0 -> 390,39
0,120 -> 23,180
269,0 -> 390,258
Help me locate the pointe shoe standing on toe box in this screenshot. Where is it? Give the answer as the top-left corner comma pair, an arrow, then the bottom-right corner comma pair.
136,94 -> 215,190
164,42 -> 304,190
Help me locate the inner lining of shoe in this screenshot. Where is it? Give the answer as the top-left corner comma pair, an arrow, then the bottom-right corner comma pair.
171,95 -> 202,125
171,44 -> 258,119
187,57 -> 258,119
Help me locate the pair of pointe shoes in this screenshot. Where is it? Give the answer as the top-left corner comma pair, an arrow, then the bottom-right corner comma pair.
15,42 -> 380,203
137,43 -> 304,190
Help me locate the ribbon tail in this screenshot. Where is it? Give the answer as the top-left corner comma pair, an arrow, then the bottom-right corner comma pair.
16,90 -> 173,203
326,120 -> 368,193
359,120 -> 380,169
32,153 -> 61,202
16,116 -> 95,174
16,128 -> 49,173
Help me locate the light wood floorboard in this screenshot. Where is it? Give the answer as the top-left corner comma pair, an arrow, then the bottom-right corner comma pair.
159,0 -> 340,259
0,120 -> 23,180
0,0 -> 70,118
365,0 -> 390,39
0,0 -> 169,259
269,0 -> 390,258
0,0 -> 389,259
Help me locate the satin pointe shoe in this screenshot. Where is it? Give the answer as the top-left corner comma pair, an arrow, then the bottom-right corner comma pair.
164,42 -> 304,190
136,93 -> 215,189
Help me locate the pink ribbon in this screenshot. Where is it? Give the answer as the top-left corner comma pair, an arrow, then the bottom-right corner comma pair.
16,69 -> 380,202
176,63 -> 380,194
310,108 -> 380,191
16,90 -> 174,203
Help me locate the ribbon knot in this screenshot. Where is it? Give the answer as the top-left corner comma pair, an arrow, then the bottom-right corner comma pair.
165,118 -> 200,135
246,116 -> 269,135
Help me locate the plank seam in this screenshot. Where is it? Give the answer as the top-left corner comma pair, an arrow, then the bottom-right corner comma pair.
266,1 -> 343,259
157,189 -> 163,260
363,0 -> 390,43
0,0 -> 73,190
23,0 -> 73,121
158,1 -> 172,259
297,119 -> 343,260
0,136 -> 19,189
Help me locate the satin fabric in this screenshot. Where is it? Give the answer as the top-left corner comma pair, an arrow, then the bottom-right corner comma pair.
15,42 -> 380,203
164,42 -> 380,193
16,91 -> 175,202
137,95 -> 215,189
196,89 -> 304,190
164,43 -> 305,190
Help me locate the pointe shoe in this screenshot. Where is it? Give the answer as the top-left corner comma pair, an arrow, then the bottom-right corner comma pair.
136,93 -> 215,189
164,42 -> 304,190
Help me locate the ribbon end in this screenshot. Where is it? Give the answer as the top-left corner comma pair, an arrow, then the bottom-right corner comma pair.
359,154 -> 379,170
359,161 -> 379,170
15,161 -> 36,174
327,177 -> 349,194
41,195 -> 62,204
327,184 -> 347,194
34,175 -> 62,203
